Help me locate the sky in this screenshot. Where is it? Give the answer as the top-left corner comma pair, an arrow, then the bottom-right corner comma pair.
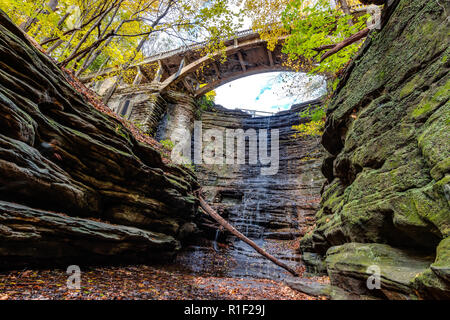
214,72 -> 327,113
211,1 -> 331,112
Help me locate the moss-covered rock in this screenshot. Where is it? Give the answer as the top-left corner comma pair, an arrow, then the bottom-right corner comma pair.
301,0 -> 450,299
326,243 -> 434,300
412,237 -> 450,300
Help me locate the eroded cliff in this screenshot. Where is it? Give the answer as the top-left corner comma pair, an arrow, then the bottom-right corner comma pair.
300,0 -> 449,299
0,11 -> 199,268
174,102 -> 325,279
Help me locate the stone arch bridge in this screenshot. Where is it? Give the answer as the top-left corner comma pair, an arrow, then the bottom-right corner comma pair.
84,4 -> 369,135
87,28 -> 293,98
84,28 -> 299,134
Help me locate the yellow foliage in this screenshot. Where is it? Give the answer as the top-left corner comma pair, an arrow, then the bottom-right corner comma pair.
241,0 -> 289,51
292,120 -> 324,138
0,0 -> 243,77
205,89 -> 217,101
199,84 -> 217,101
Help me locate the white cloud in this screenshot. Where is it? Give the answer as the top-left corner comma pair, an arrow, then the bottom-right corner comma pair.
214,72 -> 326,113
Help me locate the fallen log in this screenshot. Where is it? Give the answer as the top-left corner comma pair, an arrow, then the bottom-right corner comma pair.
195,190 -> 300,277
319,27 -> 370,62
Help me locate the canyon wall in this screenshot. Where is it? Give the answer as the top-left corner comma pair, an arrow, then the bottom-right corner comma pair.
106,84 -> 326,280
0,12 -> 199,268
300,0 -> 449,299
175,102 -> 325,279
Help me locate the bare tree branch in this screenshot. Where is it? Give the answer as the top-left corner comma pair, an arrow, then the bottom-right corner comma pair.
319,27 -> 370,62
40,1 -> 117,46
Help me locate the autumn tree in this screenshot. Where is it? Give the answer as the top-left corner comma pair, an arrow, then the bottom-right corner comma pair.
1,0 -> 242,77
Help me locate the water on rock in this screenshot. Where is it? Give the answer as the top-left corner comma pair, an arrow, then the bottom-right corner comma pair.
175,102 -> 325,280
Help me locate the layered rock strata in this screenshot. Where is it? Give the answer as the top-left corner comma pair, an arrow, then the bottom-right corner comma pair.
177,102 -> 325,279
0,12 -> 199,268
300,0 -> 450,299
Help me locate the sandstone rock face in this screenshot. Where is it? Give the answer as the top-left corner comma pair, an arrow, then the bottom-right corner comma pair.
0,201 -> 180,268
284,277 -> 331,298
325,243 -> 438,300
300,0 -> 450,299
177,102 -> 325,279
107,85 -> 170,136
0,12 -> 199,268
155,90 -> 197,144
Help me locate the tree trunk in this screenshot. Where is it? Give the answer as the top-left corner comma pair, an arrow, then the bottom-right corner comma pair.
196,191 -> 300,277
54,8 -> 93,58
60,32 -> 114,68
46,39 -> 64,54
338,0 -> 354,26
75,2 -> 124,76
75,21 -> 124,76
360,0 -> 385,4
102,0 -> 175,105
20,0 -> 59,32
102,74 -> 121,104
75,2 -> 121,66
40,6 -> 108,46
339,0 -> 351,14
40,11 -> 72,47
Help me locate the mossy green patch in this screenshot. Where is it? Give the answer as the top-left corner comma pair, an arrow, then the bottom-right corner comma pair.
412,79 -> 450,118
400,75 -> 422,98
430,158 -> 450,181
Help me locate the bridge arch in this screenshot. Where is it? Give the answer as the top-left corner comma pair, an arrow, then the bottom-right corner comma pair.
84,4 -> 371,100
86,30 -> 311,98
194,66 -> 291,97
155,32 -> 297,96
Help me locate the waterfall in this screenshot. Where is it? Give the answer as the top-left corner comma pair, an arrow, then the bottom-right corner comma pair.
176,101 -> 325,280
213,229 -> 220,252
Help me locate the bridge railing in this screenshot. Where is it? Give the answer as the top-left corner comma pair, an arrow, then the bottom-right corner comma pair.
238,108 -> 275,117
140,27 -> 258,65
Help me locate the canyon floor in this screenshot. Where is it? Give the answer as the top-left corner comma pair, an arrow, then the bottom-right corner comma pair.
0,261 -> 328,300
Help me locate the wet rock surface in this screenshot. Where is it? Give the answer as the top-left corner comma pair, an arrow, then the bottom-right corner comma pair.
284,276 -> 331,298
177,101 -> 325,280
300,0 -> 450,299
0,12 -> 199,267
